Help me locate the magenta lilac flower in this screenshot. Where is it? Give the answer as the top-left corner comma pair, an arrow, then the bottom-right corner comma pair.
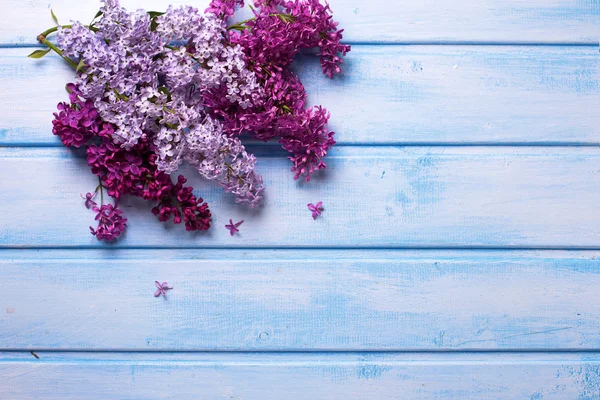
81,192 -> 97,209
206,0 -> 244,19
225,219 -> 244,236
32,0 -> 348,241
154,281 -> 173,297
90,204 -> 128,242
308,202 -> 324,219
52,84 -> 114,148
206,0 -> 349,181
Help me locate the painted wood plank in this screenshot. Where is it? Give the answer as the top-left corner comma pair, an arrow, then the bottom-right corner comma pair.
2,0 -> 598,46
1,352 -> 600,399
1,147 -> 599,248
0,249 -> 599,351
2,46 -> 599,146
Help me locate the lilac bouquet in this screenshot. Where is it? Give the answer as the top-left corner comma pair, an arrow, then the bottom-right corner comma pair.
31,0 -> 349,241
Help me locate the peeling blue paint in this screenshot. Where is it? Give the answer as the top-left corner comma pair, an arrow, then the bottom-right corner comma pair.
357,363 -> 392,380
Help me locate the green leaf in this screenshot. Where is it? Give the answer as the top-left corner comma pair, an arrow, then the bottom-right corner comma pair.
90,10 -> 103,26
75,58 -> 86,74
90,11 -> 104,27
51,9 -> 59,25
28,49 -> 51,59
157,86 -> 172,102
112,89 -> 130,101
147,11 -> 165,18
147,11 -> 165,31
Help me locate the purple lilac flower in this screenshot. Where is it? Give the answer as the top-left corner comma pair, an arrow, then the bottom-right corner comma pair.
81,192 -> 97,209
52,84 -> 114,147
56,1 -> 265,206
279,106 -> 335,181
182,117 -> 264,207
90,203 -> 127,241
151,175 -> 212,231
48,0 -> 348,225
223,0 -> 350,76
154,281 -> 173,297
204,0 -> 349,182
308,201 -> 324,219
52,86 -> 213,239
225,219 -> 244,235
86,134 -> 213,231
205,0 -> 244,20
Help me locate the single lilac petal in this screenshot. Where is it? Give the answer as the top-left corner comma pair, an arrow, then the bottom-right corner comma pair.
308,202 -> 324,219
155,281 -> 172,297
81,192 -> 97,209
225,219 -> 243,236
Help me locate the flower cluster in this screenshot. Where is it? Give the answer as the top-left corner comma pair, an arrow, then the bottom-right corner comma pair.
53,85 -> 212,241
35,0 -> 348,241
57,1 -> 263,205
207,0 -> 350,181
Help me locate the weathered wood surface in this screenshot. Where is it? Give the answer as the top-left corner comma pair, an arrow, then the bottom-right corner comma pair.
1,352 -> 600,399
3,46 -> 599,146
1,250 -> 599,351
2,0 -> 598,45
1,147 -> 599,248
1,0 -> 598,398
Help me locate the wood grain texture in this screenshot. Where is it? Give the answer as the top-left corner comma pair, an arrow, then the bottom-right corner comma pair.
2,0 -> 598,45
1,352 -> 600,399
3,46 -> 599,146
1,1 -> 598,397
1,147 -> 599,248
1,249 -> 599,351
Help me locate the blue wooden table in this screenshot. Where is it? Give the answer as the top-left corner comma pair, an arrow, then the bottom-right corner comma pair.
1,1 -> 599,398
